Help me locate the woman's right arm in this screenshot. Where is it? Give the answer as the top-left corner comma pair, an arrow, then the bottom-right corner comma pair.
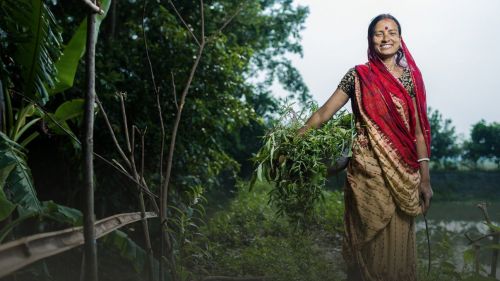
297,88 -> 350,135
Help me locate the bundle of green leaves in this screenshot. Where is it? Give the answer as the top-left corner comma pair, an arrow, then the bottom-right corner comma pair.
250,103 -> 353,225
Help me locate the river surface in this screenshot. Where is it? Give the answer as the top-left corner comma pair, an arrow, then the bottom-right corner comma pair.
415,200 -> 500,277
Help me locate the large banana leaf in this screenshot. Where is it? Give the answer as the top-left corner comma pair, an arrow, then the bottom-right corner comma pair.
1,0 -> 63,103
50,0 -> 112,95
0,129 -> 17,220
0,132 -> 42,213
0,189 -> 16,221
42,98 -> 85,148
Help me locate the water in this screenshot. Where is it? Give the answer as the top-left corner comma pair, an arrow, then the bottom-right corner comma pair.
415,200 -> 500,277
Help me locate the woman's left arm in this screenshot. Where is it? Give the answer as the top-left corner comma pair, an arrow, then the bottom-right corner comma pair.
413,99 -> 433,214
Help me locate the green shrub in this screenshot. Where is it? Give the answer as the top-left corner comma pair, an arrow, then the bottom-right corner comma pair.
193,181 -> 346,281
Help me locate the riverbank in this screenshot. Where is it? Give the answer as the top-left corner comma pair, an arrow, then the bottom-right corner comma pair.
198,179 -> 500,281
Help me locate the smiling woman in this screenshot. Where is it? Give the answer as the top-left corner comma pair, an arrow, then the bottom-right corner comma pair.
297,13 -> 432,281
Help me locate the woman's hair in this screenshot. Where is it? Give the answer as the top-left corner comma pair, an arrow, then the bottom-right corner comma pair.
368,14 -> 404,66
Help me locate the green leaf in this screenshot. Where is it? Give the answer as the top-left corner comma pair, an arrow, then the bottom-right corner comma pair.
0,188 -> 16,221
0,132 -> 42,212
0,210 -> 38,243
54,99 -> 85,122
49,0 -> 112,95
5,0 -> 63,103
485,222 -> 500,232
42,200 -> 83,226
257,163 -> 263,182
463,248 -> 475,264
101,230 -> 150,274
0,146 -> 17,188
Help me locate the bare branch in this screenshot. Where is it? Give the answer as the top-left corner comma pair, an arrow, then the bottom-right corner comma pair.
142,0 -> 160,96
171,71 -> 178,110
81,0 -> 103,14
131,125 -> 136,165
168,0 -> 201,46
217,3 -> 244,34
119,92 -> 132,153
477,202 -> 492,224
139,127 -> 147,180
200,0 -> 205,41
93,153 -> 158,201
465,231 -> 500,245
95,96 -> 132,169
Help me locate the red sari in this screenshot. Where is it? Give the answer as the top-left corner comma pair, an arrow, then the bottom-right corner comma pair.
342,39 -> 431,281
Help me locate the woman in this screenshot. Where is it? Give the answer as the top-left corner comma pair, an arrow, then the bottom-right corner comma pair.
298,14 -> 433,281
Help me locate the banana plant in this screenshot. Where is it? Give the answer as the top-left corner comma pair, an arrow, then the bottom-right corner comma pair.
0,0 -> 110,226
0,1 -> 153,278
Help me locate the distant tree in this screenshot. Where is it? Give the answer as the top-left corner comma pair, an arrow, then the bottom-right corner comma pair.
464,120 -> 500,167
428,107 -> 460,167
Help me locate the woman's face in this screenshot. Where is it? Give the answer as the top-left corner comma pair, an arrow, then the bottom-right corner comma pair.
371,19 -> 401,59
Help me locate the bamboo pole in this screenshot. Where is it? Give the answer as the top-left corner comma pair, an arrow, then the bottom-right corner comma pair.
83,2 -> 98,280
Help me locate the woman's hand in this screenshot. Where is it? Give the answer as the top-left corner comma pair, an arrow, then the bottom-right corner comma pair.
419,179 -> 433,215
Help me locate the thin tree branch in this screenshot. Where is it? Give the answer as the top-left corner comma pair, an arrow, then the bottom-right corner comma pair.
142,0 -> 160,96
477,203 -> 492,224
160,2 -> 205,280
171,71 -> 178,110
168,0 -> 201,46
135,125 -> 154,281
138,127 -> 147,180
95,96 -> 132,169
217,3 -> 244,34
118,92 -> 132,153
131,125 -> 136,167
200,0 -> 205,40
93,153 -> 158,200
140,2 -> 169,279
161,36 -> 206,226
81,0 -> 104,14
465,231 -> 500,245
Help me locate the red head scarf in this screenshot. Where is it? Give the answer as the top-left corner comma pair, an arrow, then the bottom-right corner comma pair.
355,38 -> 431,170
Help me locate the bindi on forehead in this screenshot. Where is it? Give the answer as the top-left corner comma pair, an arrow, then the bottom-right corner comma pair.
375,20 -> 398,33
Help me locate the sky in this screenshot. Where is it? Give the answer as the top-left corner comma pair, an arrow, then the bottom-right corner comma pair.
273,0 -> 500,138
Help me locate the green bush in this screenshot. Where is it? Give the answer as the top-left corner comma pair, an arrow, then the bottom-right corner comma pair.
192,181 -> 346,281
